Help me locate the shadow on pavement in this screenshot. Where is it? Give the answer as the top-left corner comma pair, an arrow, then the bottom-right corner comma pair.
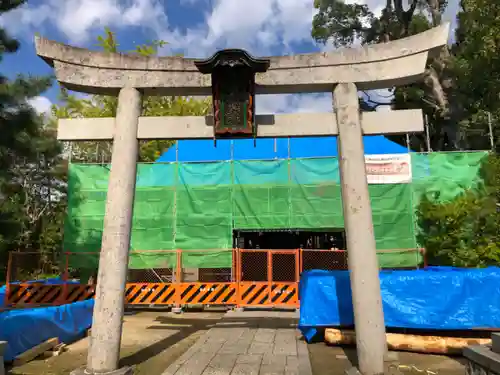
119,311 -> 299,368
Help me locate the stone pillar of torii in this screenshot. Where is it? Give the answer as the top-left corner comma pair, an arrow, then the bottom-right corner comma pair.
35,23 -> 449,375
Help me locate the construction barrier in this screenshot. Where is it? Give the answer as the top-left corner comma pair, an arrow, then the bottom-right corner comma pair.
6,283 -> 95,307
4,248 -> 425,308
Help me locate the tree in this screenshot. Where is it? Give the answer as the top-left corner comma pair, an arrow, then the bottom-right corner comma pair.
450,0 -> 500,151
51,30 -> 212,280
0,0 -> 64,280
417,154 -> 500,267
311,0 -> 457,151
53,28 -> 211,163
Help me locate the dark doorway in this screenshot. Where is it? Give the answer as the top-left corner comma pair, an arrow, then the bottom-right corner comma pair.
234,229 -> 346,282
233,229 -> 345,250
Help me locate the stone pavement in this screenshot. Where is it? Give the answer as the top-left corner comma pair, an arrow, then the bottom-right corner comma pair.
161,310 -> 312,375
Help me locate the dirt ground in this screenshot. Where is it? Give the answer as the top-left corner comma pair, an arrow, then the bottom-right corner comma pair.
308,342 -> 466,375
6,310 -> 466,375
7,309 -> 225,375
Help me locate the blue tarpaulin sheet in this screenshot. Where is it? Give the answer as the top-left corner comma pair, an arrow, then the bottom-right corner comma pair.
0,299 -> 94,361
1,279 -> 92,362
0,285 -> 5,308
157,135 -> 409,163
299,267 -> 500,342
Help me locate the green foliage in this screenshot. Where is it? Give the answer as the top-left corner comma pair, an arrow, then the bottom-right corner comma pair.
311,0 -> 465,152
450,0 -> 500,151
0,0 -> 65,279
417,154 -> 500,267
311,1 -> 375,47
480,153 -> 500,191
96,28 -> 119,53
55,28 -> 210,163
453,0 -> 500,113
46,29 -> 212,278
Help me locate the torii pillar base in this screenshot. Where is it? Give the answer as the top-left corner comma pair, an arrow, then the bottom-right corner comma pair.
71,366 -> 134,375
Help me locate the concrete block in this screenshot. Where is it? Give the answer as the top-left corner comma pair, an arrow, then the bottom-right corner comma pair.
492,333 -> 500,354
464,345 -> 500,375
231,363 -> 261,375
236,354 -> 262,365
297,341 -> 313,375
0,341 -> 7,375
248,342 -> 273,355
171,307 -> 182,314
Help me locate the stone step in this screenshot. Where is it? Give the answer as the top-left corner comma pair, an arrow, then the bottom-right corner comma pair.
492,333 -> 500,354
464,344 -> 500,375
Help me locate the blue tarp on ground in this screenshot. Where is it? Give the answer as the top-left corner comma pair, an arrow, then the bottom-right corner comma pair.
0,285 -> 5,308
157,135 -> 409,162
0,299 -> 94,362
298,267 -> 500,342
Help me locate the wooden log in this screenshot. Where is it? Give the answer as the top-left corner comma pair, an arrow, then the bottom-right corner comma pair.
42,343 -> 67,358
325,328 -> 491,355
13,337 -> 59,366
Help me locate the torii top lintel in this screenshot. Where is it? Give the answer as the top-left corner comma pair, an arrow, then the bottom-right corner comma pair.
34,23 -> 450,96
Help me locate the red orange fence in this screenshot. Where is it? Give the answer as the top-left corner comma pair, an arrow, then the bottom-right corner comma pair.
3,248 -> 425,309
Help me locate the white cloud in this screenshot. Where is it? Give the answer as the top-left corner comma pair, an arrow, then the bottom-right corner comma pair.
158,0 -> 460,112
160,0 -> 319,57
273,0 -> 318,50
0,3 -> 52,36
1,0 -> 460,53
257,94 -> 332,115
28,96 -> 53,115
2,0 -> 460,114
0,0 -> 168,44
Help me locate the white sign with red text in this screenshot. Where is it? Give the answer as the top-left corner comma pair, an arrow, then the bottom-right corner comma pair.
364,154 -> 412,184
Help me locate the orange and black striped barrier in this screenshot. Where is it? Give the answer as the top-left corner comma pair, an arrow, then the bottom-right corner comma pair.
124,283 -> 238,306
238,282 -> 299,307
6,284 -> 62,306
63,284 -> 96,303
125,283 -> 177,305
5,284 -> 95,307
178,283 -> 237,305
4,248 -> 426,308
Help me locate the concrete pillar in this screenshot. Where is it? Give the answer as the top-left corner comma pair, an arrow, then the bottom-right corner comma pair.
85,87 -> 142,374
334,83 -> 386,375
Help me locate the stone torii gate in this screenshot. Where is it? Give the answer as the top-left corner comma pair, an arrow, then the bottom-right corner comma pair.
35,23 -> 449,375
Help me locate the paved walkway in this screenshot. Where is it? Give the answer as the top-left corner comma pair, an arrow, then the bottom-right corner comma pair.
162,310 -> 312,375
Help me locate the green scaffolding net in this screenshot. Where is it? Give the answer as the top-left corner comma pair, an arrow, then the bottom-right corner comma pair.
64,151 -> 488,271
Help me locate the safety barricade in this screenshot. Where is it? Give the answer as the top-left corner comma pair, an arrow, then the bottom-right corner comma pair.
5,283 -> 95,306
237,249 -> 299,308
125,283 -> 177,305
4,248 -> 426,308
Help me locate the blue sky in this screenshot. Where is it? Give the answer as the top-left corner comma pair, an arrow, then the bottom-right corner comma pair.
0,0 -> 460,115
